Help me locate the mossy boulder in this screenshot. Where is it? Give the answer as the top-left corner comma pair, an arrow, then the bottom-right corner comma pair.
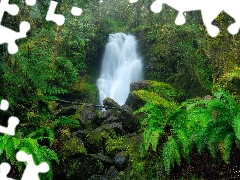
105,134 -> 145,179
130,80 -> 177,100
74,104 -> 101,129
56,128 -> 87,158
114,151 -> 128,171
103,97 -> 121,110
126,80 -> 178,111
62,154 -> 104,180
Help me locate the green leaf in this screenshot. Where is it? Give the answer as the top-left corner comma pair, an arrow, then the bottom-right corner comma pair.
234,114 -> 240,141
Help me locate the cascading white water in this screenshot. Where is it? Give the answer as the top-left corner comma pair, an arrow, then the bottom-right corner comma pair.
97,33 -> 143,106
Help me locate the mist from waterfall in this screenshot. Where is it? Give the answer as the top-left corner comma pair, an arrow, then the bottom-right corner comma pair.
96,33 -> 143,106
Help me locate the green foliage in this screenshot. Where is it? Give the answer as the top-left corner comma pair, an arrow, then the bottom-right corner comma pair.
58,129 -> 87,158
136,88 -> 240,176
0,131 -> 59,180
105,134 -> 146,179
133,90 -> 176,111
162,136 -> 181,173
135,101 -> 166,156
52,116 -> 80,129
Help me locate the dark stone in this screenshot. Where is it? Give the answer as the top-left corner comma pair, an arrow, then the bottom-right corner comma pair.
114,152 -> 128,171
90,153 -> 113,164
88,175 -> 108,180
103,97 -> 121,110
125,92 -> 145,111
79,104 -> 101,128
120,104 -> 139,133
130,80 -> 152,92
58,105 -> 81,116
101,109 -> 121,121
54,154 -> 104,180
105,166 -> 121,180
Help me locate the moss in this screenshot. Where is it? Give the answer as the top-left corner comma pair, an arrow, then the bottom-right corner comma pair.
105,134 -> 147,179
72,104 -> 85,120
149,81 -> 176,98
84,126 -> 117,153
133,90 -> 177,111
58,128 -> 87,159
71,77 -> 99,103
64,155 -> 104,180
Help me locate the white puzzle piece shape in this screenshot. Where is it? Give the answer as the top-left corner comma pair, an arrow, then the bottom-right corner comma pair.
0,21 -> 30,54
25,0 -> 36,6
16,151 -> 49,180
0,0 -> 19,22
0,116 -> 20,136
0,163 -> 15,180
131,0 -> 240,37
46,1 -> 65,26
71,7 -> 82,16
0,99 -> 9,111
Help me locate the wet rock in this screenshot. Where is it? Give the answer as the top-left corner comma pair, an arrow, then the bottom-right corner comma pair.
114,152 -> 128,171
62,154 -> 104,180
101,109 -> 121,123
130,80 -> 152,92
90,153 -> 113,164
88,175 -> 108,180
79,104 -> 101,128
119,104 -> 139,133
125,91 -> 145,111
56,129 -> 87,158
102,122 -> 124,135
105,166 -> 121,180
203,95 -> 212,100
103,97 -> 121,110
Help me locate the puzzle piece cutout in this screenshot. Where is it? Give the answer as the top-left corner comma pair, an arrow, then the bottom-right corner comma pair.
0,0 -> 19,22
25,0 -> 37,6
0,0 -> 33,54
46,1 -> 82,25
130,0 -> 240,37
0,99 -> 9,111
16,151 -> 49,180
71,7 -> 82,16
0,99 -> 19,136
0,21 -> 30,54
46,1 -> 65,26
0,162 -> 15,180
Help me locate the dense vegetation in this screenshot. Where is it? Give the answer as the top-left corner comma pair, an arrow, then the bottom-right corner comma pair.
1,0 -> 240,179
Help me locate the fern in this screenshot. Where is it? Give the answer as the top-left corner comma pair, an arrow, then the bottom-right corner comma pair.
28,127 -> 55,147
0,131 -> 59,180
220,133 -> 234,163
141,126 -> 165,156
52,116 -> 80,129
162,136 -> 181,173
136,88 -> 240,176
165,88 -> 240,172
135,101 -> 167,156
175,129 -> 191,163
233,114 -> 240,142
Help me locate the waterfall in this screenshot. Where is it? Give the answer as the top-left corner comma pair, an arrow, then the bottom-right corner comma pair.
96,33 -> 143,106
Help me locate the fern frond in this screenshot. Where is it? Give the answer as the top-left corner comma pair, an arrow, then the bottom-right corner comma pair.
219,133 -> 234,163
168,107 -> 188,130
175,129 -> 191,163
162,136 -> 181,174
214,89 -> 239,116
28,127 -> 55,147
141,126 -> 165,155
233,114 -> 240,141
